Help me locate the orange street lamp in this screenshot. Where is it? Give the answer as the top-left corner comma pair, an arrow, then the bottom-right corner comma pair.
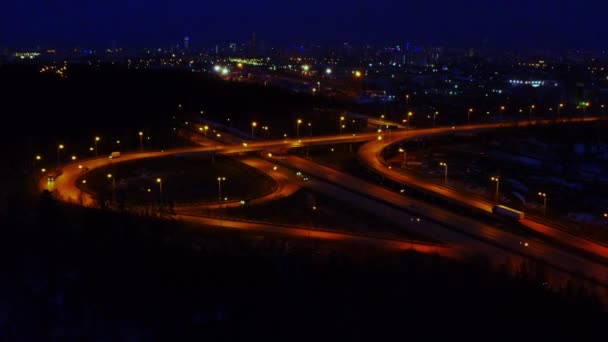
251,121 -> 257,139
538,192 -> 547,216
491,176 -> 500,201
297,119 -> 302,138
439,162 -> 448,184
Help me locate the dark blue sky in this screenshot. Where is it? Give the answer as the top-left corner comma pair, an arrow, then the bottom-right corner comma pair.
1,0 -> 605,50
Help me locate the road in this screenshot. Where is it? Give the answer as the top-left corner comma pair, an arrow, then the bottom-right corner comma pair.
178,214 -> 454,256
271,154 -> 608,298
40,115 -> 608,301
356,117 -> 608,260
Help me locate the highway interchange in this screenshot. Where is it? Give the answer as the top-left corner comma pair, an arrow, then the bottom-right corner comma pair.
40,116 -> 608,303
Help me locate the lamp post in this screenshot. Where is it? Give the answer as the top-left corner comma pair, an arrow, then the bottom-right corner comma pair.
138,131 -> 144,152
439,162 -> 448,184
308,122 -> 312,137
57,144 -> 64,167
157,178 -> 163,205
34,155 -> 41,173
467,108 -> 473,125
529,105 -> 535,120
399,148 -> 407,168
251,121 -> 257,139
538,192 -> 547,216
297,119 -> 302,138
558,103 -> 564,120
339,116 -> 345,134
407,111 -> 413,129
491,176 -> 500,201
433,111 -> 438,127
107,173 -> 116,203
217,177 -> 226,202
94,136 -> 100,157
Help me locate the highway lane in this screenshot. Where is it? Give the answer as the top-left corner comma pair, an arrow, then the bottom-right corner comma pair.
41,135 -> 457,258
177,214 -> 454,257
271,154 -> 608,297
357,117 -> 608,260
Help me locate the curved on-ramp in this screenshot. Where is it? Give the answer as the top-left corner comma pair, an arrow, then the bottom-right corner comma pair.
357,117 -> 608,260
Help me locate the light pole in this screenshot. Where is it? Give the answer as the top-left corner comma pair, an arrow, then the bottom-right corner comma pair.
57,144 -> 64,167
308,122 -> 312,137
34,155 -> 41,173
107,173 -> 116,203
558,103 -> 564,120
491,176 -> 500,201
157,178 -> 163,205
406,94 -> 410,105
94,136 -> 100,157
399,148 -> 407,168
297,119 -> 302,138
538,192 -> 547,216
407,111 -> 413,129
529,105 -> 535,120
217,177 -> 226,202
467,108 -> 473,125
439,162 -> 448,184
339,116 -> 345,134
251,121 -> 257,139
433,111 -> 438,127
138,131 -> 144,152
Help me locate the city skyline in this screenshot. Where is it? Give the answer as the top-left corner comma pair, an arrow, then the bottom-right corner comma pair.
1,0 -> 606,50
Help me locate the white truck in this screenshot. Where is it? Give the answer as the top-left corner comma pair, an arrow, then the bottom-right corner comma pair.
492,205 -> 525,221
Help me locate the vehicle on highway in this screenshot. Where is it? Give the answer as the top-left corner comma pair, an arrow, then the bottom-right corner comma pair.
109,151 -> 121,159
492,205 -> 524,221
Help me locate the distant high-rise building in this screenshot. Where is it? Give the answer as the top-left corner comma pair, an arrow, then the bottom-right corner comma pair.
184,36 -> 190,50
229,43 -> 237,53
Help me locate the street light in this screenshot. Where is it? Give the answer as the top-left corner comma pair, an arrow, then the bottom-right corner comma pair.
138,131 -> 144,152
94,136 -> 100,157
558,103 -> 564,120
439,162 -> 448,184
308,122 -> 312,137
407,111 -> 413,129
107,173 -> 116,203
297,119 -> 302,138
467,108 -> 473,125
339,116 -> 345,134
157,178 -> 163,205
433,111 -> 439,127
217,177 -> 226,202
399,148 -> 407,168
251,121 -> 257,139
529,105 -> 535,120
538,192 -> 547,216
34,155 -> 42,172
491,176 -> 500,201
57,144 -> 64,167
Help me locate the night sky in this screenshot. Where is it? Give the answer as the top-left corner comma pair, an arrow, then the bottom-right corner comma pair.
1,0 -> 605,50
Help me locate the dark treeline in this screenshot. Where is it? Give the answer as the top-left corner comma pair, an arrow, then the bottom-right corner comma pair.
0,193 -> 605,340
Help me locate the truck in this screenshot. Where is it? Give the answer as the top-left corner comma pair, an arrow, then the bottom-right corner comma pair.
492,205 -> 524,221
109,151 -> 121,159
